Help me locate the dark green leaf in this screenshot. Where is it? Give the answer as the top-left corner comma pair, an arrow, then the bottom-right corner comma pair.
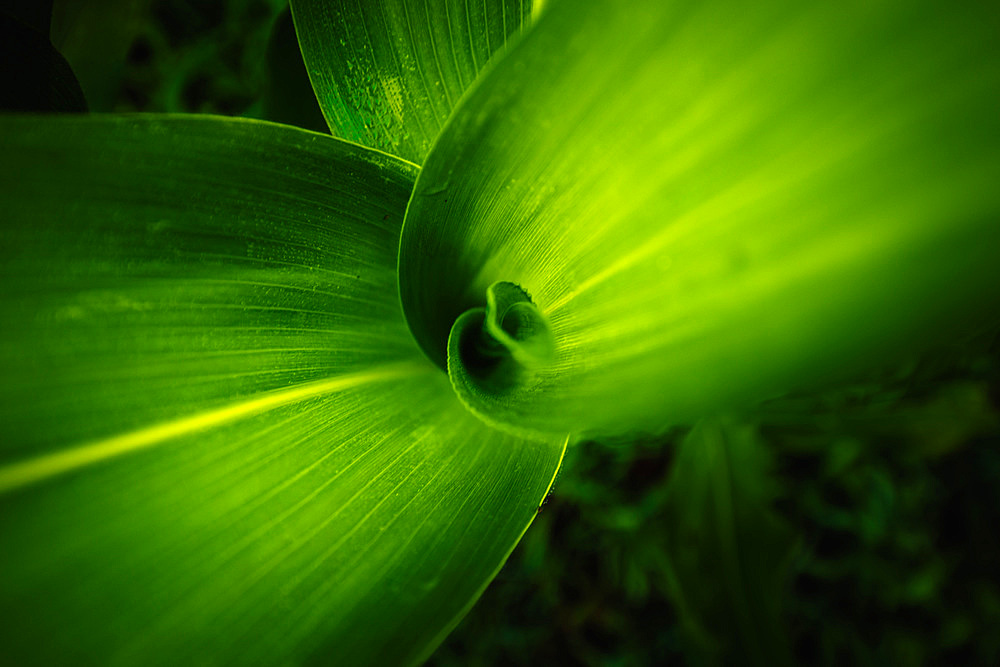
263,8 -> 329,133
662,420 -> 796,666
291,0 -> 536,163
0,10 -> 86,112
49,0 -> 145,111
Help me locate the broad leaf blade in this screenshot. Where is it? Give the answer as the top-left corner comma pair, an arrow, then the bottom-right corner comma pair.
0,116 -> 565,666
291,0 -> 535,164
398,0 -> 1000,437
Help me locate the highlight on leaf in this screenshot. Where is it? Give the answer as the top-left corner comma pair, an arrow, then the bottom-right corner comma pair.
0,114 -> 565,666
397,0 -> 1000,438
1,0 -> 999,665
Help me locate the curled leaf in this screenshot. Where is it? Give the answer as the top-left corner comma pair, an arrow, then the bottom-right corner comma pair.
399,0 -> 1000,438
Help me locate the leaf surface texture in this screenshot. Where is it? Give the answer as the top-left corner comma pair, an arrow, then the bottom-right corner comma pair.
0,115 -> 565,666
399,0 -> 1000,438
292,0 -> 535,163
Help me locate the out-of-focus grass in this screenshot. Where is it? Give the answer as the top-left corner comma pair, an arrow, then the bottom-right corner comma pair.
82,3 -> 1000,665
108,0 -> 289,116
431,342 -> 1000,667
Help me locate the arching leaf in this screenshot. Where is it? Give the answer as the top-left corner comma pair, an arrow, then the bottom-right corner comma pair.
0,115 -> 565,666
398,0 -> 1000,438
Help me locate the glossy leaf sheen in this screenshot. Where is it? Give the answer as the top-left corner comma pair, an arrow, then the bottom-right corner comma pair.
0,116 -> 564,666
399,0 -> 1000,437
291,0 -> 533,163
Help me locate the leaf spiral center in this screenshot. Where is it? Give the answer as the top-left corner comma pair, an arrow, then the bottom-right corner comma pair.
446,282 -> 556,434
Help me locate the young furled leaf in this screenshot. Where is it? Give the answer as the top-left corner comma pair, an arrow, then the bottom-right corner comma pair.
398,0 -> 1000,438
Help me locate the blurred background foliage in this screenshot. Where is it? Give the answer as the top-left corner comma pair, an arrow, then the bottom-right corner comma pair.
10,0 -> 1000,664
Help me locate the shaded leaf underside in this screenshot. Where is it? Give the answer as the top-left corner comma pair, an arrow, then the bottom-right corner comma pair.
0,115 -> 564,666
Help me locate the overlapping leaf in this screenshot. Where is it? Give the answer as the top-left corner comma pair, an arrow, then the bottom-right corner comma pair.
399,0 -> 1000,437
0,116 -> 565,666
291,0 -> 535,163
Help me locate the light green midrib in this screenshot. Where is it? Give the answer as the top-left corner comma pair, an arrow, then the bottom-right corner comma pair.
0,361 -> 429,494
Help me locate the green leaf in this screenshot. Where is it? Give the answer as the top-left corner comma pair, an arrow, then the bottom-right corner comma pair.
662,420 -> 796,666
291,0 -> 536,164
0,9 -> 87,112
398,0 -> 1000,438
50,0 -> 145,111
0,115 -> 565,666
448,281 -> 557,436
262,8 -> 329,133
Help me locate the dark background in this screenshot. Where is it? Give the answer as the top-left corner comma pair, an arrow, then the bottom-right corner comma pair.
16,1 -> 1000,664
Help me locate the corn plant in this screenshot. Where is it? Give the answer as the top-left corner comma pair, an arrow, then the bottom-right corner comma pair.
1,0 -> 998,664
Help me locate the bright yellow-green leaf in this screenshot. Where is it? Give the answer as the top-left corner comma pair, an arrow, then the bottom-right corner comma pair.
0,115 -> 565,666
291,0 -> 535,163
398,0 -> 1000,438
